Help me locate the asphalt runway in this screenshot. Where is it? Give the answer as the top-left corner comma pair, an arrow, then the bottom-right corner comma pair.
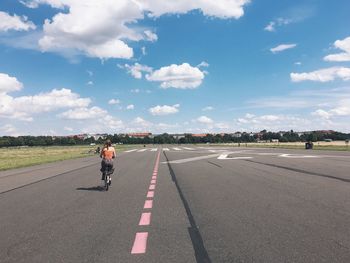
1,146 -> 350,262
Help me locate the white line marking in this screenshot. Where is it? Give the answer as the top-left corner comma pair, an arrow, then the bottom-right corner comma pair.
217,154 -> 253,160
163,148 -> 169,151
172,147 -> 182,151
183,147 -> 194,150
150,148 -> 158,151
137,149 -> 148,152
125,149 -> 138,153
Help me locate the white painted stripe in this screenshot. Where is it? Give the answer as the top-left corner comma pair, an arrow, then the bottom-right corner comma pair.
183,147 -> 194,150
137,149 -> 148,152
163,148 -> 169,151
163,153 -> 220,164
150,148 -> 158,151
172,147 -> 182,151
125,149 -> 138,153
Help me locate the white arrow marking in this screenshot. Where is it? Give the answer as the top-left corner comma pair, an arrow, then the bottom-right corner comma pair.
217,154 -> 252,160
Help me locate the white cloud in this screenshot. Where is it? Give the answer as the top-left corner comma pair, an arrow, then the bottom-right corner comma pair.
86,81 -> 94,86
59,106 -> 107,120
0,11 -> 36,32
141,46 -> 146,55
121,63 -> 153,79
144,30 -> 158,42
86,70 -> 93,77
137,0 -> 250,19
0,86 -> 91,121
264,21 -> 275,32
311,109 -> 332,119
149,104 -> 179,116
324,36 -> 350,62
0,124 -> 17,135
64,126 -> 73,132
202,106 -> 214,111
197,115 -> 213,124
312,99 -> 350,119
130,89 -> 140,93
126,104 -> 134,110
108,99 -> 121,105
133,117 -> 152,127
264,18 -> 292,32
236,114 -> 311,131
197,61 -> 209,68
146,63 -> 205,89
291,67 -> 350,82
0,73 -> 23,93
21,0 -> 249,59
270,44 -> 297,54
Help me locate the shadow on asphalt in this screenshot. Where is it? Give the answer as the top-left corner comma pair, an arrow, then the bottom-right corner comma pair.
76,186 -> 105,192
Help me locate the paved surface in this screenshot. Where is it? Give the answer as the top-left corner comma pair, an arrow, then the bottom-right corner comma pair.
1,146 -> 350,262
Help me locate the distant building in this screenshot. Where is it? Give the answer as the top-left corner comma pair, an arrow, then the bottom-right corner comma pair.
127,133 -> 153,138
192,134 -> 208,138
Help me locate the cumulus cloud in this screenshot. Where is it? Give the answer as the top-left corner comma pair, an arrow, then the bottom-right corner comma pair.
149,104 -> 179,116
270,44 -> 297,53
58,106 -> 107,120
324,36 -> 350,62
0,82 -> 91,121
0,73 -> 94,122
126,104 -> 134,110
20,0 -> 249,59
108,99 -> 121,105
120,63 -> 153,79
312,99 -> 350,119
291,67 -> 350,82
146,63 -> 205,89
0,73 -> 23,93
196,115 -> 213,124
0,11 -> 36,32
236,114 -> 311,131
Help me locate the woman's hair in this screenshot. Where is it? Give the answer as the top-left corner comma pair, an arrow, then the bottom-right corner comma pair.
105,139 -> 112,150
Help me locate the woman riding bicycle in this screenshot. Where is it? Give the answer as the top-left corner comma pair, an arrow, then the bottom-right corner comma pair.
100,140 -> 116,183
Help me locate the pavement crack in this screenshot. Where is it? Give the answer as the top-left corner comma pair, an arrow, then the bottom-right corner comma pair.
163,151 -> 212,263
245,160 -> 350,183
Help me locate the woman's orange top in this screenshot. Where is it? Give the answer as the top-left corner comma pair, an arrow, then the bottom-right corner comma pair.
101,146 -> 116,160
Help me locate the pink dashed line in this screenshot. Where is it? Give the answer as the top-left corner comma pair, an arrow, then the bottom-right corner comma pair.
144,200 -> 153,209
131,150 -> 161,255
131,232 -> 148,254
139,212 -> 152,226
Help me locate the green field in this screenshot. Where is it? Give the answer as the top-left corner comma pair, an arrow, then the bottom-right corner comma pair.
0,145 -> 138,171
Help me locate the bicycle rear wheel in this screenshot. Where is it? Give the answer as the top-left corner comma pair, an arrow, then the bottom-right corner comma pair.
104,175 -> 109,191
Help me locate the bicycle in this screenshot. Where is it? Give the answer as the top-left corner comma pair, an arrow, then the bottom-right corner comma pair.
102,166 -> 114,191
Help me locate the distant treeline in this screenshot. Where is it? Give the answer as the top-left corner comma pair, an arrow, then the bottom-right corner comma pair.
0,131 -> 349,147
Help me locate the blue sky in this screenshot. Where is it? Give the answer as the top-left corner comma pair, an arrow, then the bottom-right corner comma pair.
0,0 -> 350,135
